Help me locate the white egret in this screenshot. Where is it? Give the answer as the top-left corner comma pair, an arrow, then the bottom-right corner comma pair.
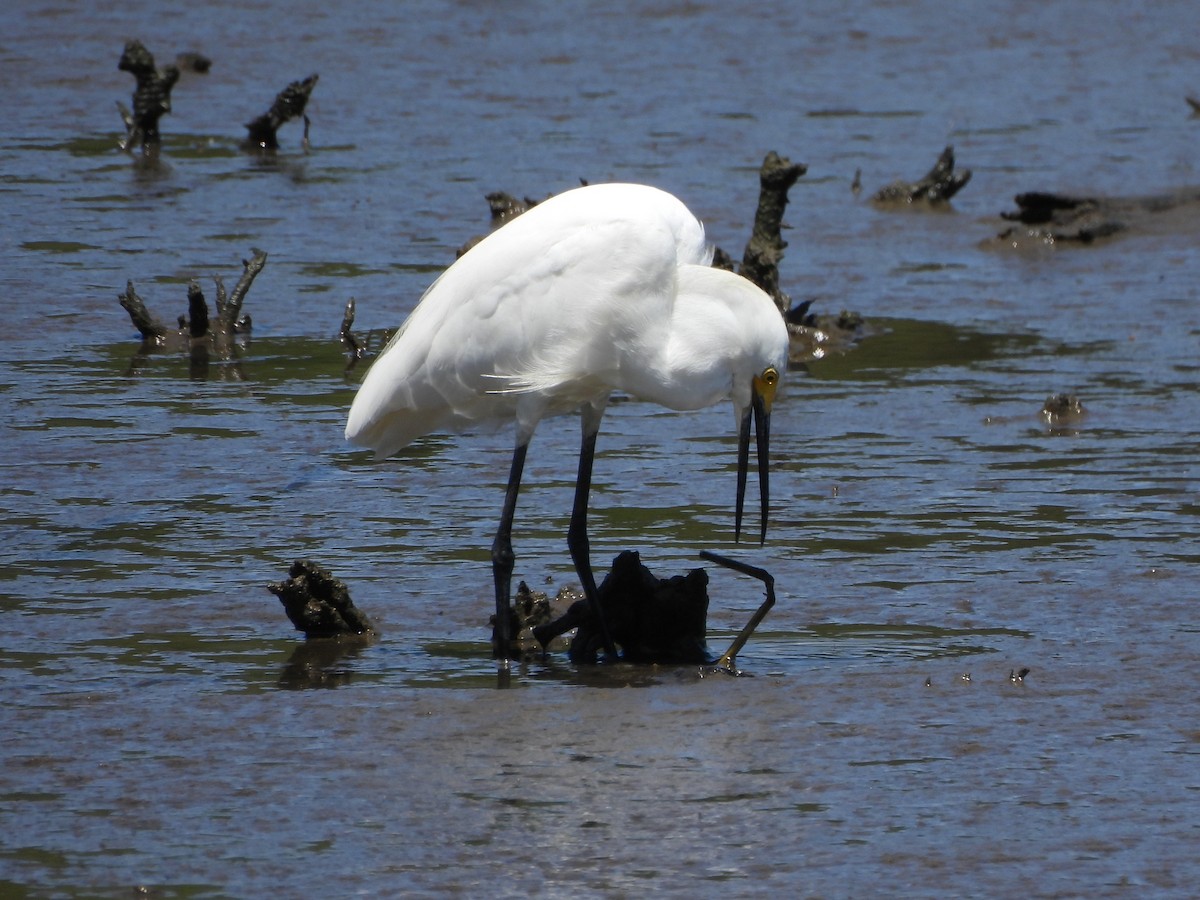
345,182 -> 788,666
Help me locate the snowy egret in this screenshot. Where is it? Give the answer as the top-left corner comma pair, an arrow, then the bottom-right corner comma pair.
345,182 -> 788,666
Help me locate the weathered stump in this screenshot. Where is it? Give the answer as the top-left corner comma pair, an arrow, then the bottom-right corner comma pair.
531,551 -> 713,665
872,145 -> 972,206
268,560 -> 378,639
244,74 -> 319,151
116,40 -> 180,154
739,151 -> 808,315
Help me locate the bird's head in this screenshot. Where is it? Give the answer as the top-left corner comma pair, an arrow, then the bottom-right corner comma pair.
717,275 -> 788,545
656,264 -> 789,545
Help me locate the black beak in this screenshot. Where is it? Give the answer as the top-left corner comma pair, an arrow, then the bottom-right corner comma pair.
735,385 -> 771,545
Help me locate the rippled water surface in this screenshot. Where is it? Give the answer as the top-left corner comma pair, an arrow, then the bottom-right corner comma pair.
3,1 -> 1199,896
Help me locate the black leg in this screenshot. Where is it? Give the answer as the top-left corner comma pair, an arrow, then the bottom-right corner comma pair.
491,441 -> 528,668
566,427 -> 619,660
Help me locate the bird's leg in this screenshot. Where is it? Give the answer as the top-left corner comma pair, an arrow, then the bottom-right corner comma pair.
567,424 -> 619,661
491,441 -> 528,667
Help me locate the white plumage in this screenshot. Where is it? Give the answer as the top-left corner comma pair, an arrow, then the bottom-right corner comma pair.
346,182 -> 788,666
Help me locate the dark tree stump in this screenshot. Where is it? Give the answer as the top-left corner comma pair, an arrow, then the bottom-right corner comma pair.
269,560 -> 378,639
739,151 -> 808,315
532,551 -> 713,665
718,151 -> 865,364
244,74 -> 319,151
116,40 -> 180,154
872,145 -> 972,206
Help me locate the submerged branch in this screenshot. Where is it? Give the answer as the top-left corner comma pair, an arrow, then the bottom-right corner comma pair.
118,249 -> 265,378
872,145 -> 972,207
339,298 -> 361,358
244,74 -> 320,151
220,248 -> 267,331
118,281 -> 170,341
991,187 -> 1200,246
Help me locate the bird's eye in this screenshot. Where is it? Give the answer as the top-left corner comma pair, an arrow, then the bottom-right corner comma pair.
761,367 -> 779,387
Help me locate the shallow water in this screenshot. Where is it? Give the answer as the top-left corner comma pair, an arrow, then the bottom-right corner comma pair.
3,0 -> 1199,896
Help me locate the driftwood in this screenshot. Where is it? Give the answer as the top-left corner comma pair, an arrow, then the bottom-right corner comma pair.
116,40 -> 180,154
871,145 -> 972,207
268,560 -> 379,689
269,560 -> 378,639
119,249 -> 265,377
992,189 -> 1200,245
244,74 -> 319,152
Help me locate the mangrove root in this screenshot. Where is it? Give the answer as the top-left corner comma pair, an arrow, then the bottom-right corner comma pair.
119,248 -> 264,342
720,151 -> 865,364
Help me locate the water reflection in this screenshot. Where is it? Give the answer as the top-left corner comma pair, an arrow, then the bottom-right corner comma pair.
278,637 -> 373,689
